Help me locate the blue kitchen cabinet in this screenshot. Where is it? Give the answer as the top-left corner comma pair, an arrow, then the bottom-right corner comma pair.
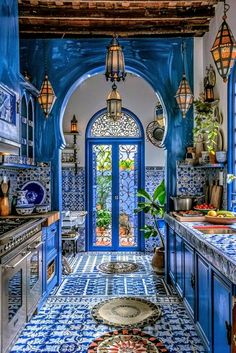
40,221 -> 60,307
212,270 -> 232,353
196,253 -> 211,350
176,234 -> 183,297
167,226 -> 176,284
183,241 -> 195,317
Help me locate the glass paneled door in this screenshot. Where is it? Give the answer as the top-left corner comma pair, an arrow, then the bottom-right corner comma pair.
88,141 -> 142,251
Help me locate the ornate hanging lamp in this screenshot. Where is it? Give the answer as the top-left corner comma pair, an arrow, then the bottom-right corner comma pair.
38,43 -> 56,118
38,74 -> 56,118
106,83 -> 122,121
175,43 -> 194,118
210,1 -> 236,83
105,36 -> 126,82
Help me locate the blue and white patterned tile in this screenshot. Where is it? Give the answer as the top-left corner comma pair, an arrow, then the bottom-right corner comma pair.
10,252 -> 206,353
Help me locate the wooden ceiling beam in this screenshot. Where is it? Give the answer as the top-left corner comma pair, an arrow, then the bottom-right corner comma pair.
19,7 -> 215,19
18,0 -> 218,4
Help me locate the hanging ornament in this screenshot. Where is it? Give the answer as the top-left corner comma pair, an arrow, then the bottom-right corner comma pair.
38,74 -> 56,118
175,43 -> 194,118
105,36 -> 126,82
106,83 -> 122,121
210,1 -> 236,82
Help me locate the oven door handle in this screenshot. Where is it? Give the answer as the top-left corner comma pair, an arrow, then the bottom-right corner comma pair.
3,251 -> 31,269
31,241 -> 43,250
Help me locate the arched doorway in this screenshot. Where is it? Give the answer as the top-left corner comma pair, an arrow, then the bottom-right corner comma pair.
86,108 -> 144,251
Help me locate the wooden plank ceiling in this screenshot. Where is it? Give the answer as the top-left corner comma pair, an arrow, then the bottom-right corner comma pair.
18,0 -> 221,38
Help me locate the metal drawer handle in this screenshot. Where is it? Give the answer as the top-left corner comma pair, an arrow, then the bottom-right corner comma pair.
3,251 -> 31,269
27,241 -> 43,251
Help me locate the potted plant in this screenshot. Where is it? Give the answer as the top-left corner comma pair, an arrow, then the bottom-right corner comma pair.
135,180 -> 166,274
96,209 -> 111,235
193,98 -> 220,163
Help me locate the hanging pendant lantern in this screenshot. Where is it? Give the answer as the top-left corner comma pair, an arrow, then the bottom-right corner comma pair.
38,74 -> 56,118
105,36 -> 126,82
210,1 -> 236,83
175,74 -> 194,118
106,83 -> 122,121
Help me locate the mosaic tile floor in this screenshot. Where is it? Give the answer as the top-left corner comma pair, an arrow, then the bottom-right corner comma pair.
11,252 -> 206,353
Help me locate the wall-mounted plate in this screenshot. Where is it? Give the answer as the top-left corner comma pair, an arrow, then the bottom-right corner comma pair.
22,181 -> 46,205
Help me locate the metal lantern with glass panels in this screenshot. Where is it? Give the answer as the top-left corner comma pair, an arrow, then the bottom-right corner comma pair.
38,74 -> 56,118
175,74 -> 194,118
106,83 -> 122,121
105,36 -> 126,82
210,1 -> 236,82
70,114 -> 78,133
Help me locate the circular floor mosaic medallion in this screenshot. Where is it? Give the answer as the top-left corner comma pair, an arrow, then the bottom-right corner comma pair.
87,329 -> 169,353
91,297 -> 161,328
97,261 -> 139,274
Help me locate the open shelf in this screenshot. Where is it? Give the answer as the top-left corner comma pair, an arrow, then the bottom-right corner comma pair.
177,161 -> 225,169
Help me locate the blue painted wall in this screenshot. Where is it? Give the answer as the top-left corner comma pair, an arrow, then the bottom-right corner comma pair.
0,0 -> 20,143
20,38 -> 194,210
0,0 -> 19,89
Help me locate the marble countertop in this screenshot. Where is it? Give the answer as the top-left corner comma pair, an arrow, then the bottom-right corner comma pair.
165,214 -> 236,285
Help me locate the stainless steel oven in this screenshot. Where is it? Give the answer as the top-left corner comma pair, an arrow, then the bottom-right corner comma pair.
1,246 -> 29,353
26,235 -> 43,320
0,221 -> 43,353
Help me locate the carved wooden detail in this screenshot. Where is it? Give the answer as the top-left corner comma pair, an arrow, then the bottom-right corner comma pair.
18,0 -> 220,37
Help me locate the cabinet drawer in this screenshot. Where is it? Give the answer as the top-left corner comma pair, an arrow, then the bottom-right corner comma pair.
46,224 -> 57,258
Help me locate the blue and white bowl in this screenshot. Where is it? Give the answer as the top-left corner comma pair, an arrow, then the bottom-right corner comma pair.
15,204 -> 35,215
35,204 -> 49,214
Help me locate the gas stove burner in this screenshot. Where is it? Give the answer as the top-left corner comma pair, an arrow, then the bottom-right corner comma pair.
0,218 -> 35,236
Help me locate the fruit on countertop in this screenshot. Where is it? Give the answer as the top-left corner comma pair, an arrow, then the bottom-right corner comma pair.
207,210 -> 217,217
207,210 -> 236,218
194,203 -> 215,210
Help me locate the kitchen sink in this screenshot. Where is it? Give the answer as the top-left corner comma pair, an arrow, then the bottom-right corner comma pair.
193,225 -> 236,235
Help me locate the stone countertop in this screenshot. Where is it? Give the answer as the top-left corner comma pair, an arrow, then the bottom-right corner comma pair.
165,214 -> 236,285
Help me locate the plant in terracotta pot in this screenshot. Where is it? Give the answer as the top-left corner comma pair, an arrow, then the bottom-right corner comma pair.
135,180 -> 166,274
96,209 -> 111,235
193,98 -> 220,163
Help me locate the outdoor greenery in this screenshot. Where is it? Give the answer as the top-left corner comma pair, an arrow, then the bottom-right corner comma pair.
119,159 -> 134,171
193,98 -> 219,153
134,180 -> 166,249
96,209 -> 112,230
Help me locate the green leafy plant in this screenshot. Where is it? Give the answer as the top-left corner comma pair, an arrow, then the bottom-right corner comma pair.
193,98 -> 219,153
97,175 -> 112,209
96,209 -> 111,230
119,159 -> 134,171
134,180 -> 166,249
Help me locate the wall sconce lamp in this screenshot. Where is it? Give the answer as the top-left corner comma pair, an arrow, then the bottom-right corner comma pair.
70,114 -> 78,133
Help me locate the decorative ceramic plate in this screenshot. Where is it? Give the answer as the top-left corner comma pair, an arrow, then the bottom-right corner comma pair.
146,121 -> 164,148
205,215 -> 236,224
87,329 -> 169,353
97,261 -> 139,274
22,181 -> 46,205
91,297 -> 161,328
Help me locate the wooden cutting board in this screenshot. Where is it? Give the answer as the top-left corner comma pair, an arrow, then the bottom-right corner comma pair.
173,212 -> 206,222
210,185 -> 223,209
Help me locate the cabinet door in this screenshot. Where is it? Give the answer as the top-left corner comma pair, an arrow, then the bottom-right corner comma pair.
168,227 -> 176,284
183,242 -> 195,316
196,254 -> 210,348
176,234 -> 183,296
212,271 -> 231,353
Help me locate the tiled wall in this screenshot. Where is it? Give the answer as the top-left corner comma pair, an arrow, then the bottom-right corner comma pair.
176,161 -> 227,208
0,164 -> 51,212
